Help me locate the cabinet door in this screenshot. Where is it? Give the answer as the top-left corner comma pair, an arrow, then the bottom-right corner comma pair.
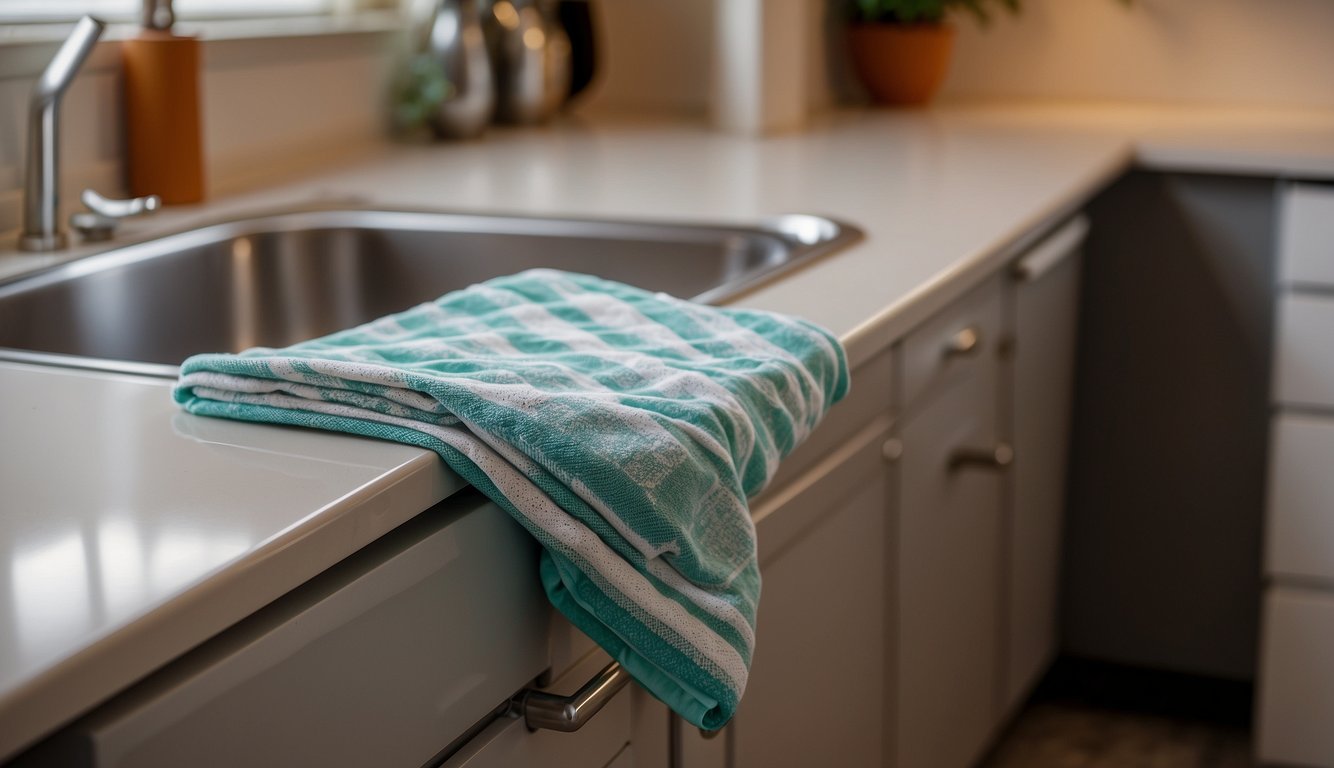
1004,219 -> 1084,713
1257,587 -> 1334,768
896,322 -> 1004,768
728,415 -> 894,768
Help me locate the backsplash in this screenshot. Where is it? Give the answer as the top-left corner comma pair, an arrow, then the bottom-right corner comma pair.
0,25 -> 393,240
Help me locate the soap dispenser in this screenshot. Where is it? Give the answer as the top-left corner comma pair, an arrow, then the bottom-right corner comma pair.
122,0 -> 205,204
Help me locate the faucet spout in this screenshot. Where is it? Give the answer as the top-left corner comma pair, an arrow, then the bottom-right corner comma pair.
19,15 -> 106,252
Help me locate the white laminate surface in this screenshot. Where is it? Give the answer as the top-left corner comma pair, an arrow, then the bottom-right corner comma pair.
1,102 -> 1334,758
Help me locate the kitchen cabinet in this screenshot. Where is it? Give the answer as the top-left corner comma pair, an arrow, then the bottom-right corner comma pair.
1003,217 -> 1086,713
1258,182 -> 1334,768
893,276 -> 1006,768
893,217 -> 1085,768
9,491 -> 641,768
726,349 -> 896,768
687,218 -> 1084,768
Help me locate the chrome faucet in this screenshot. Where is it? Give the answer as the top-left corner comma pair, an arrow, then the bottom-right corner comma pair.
19,16 -> 103,252
19,16 -> 159,252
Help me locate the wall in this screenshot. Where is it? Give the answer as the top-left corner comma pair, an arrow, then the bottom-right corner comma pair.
201,30 -> 393,196
941,0 -> 1334,109
576,0 -> 713,115
576,0 -> 841,117
579,0 -> 1334,115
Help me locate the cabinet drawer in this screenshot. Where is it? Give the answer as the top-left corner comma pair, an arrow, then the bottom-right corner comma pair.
1280,184 -> 1334,288
21,493 -> 552,768
900,276 -> 1004,413
1257,587 -> 1334,767
1274,293 -> 1334,409
1266,414 -> 1334,582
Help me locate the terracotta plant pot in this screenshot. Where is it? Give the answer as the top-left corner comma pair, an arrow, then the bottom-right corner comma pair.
847,22 -> 955,106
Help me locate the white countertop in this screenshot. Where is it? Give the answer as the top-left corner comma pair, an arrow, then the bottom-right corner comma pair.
2,101 -> 1332,758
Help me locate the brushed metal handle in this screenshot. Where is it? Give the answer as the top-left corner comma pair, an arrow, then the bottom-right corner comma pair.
949,443 -> 1013,472
513,661 -> 630,732
82,188 -> 161,219
943,326 -> 981,358
1011,215 -> 1089,283
71,189 -> 162,242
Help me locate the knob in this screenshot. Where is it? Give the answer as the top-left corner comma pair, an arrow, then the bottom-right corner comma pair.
943,326 -> 981,358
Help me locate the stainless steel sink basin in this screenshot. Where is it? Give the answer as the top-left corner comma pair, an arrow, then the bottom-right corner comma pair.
0,208 -> 860,378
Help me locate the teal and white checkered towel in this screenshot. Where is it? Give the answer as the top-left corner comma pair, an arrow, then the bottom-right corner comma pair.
174,269 -> 849,729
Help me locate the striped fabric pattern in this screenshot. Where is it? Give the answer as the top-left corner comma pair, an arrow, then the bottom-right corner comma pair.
173,269 -> 849,729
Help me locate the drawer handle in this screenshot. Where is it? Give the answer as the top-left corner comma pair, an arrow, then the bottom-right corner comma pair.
1011,215 -> 1089,283
513,661 -> 630,733
948,443 -> 1013,472
943,326 -> 982,358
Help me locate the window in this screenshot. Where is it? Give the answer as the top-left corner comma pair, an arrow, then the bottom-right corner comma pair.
0,0 -> 341,24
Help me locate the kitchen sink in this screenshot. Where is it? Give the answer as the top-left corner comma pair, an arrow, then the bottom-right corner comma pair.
0,208 -> 861,377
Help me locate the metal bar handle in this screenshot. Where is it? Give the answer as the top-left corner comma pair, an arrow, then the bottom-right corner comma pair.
514,661 -> 631,733
1012,215 -> 1089,283
949,443 -> 1014,473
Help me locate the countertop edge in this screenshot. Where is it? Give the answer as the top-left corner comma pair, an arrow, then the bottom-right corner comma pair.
841,142 -> 1136,368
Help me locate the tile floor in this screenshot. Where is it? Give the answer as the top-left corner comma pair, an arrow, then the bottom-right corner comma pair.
980,659 -> 1254,768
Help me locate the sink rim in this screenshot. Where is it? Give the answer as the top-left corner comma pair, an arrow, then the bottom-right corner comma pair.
0,205 -> 863,379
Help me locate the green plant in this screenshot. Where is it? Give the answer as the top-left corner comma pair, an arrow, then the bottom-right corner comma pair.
850,0 -> 1022,25
390,53 -> 453,134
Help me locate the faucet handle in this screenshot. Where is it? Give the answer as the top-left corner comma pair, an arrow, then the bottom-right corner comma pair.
71,189 -> 161,242
82,189 -> 161,219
